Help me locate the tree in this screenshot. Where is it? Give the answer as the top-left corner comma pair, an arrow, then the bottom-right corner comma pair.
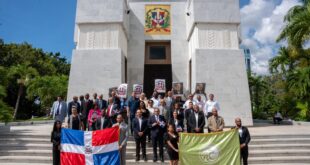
26,75 -> 68,113
8,65 -> 39,119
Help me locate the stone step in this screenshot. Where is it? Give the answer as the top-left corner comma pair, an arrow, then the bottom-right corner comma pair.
248,156 -> 310,164
0,144 -> 51,150
0,138 -> 50,144
249,149 -> 310,157
250,138 -> 310,145
0,156 -> 52,164
249,144 -> 310,150
0,150 -> 51,157
251,134 -> 310,139
0,134 -> 49,139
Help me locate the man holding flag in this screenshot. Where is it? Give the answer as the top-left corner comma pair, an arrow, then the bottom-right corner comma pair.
234,117 -> 251,165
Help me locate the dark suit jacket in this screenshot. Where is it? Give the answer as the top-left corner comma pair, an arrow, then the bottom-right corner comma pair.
96,116 -> 112,129
148,115 -> 166,137
184,108 -> 194,121
132,117 -> 148,139
98,99 -> 108,110
85,99 -> 93,117
188,111 -> 205,133
235,126 -> 251,149
168,118 -> 184,131
169,109 -> 185,122
68,101 -> 81,116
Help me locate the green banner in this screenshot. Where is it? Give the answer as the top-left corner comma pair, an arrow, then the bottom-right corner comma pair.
179,129 -> 241,165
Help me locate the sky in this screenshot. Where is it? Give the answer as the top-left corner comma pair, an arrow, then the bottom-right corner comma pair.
0,0 -> 301,75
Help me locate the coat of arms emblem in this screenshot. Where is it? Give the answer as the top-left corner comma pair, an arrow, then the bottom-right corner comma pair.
145,5 -> 171,35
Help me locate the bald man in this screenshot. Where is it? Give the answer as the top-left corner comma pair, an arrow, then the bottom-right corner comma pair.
233,118 -> 251,165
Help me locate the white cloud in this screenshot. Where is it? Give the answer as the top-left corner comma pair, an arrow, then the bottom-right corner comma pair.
240,0 -> 300,75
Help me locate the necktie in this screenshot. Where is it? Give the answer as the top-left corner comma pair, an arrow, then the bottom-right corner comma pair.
56,102 -> 60,115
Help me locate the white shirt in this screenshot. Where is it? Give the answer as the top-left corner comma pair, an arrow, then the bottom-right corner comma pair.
183,99 -> 197,109
148,107 -> 154,116
204,100 -> 220,114
195,100 -> 205,111
238,127 -> 243,137
195,112 -> 199,128
151,97 -> 159,108
165,97 -> 173,107
138,117 -> 142,131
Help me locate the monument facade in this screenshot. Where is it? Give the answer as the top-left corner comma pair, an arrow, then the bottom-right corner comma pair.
67,0 -> 253,126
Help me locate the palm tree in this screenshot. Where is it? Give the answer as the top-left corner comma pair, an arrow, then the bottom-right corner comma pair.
278,0 -> 310,49
269,47 -> 295,74
8,65 -> 38,120
287,67 -> 310,114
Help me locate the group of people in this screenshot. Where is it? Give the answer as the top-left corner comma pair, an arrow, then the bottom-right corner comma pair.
50,90 -> 251,165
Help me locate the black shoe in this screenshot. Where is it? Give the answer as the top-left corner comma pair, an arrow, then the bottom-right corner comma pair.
161,157 -> 164,162
153,158 -> 157,162
135,157 -> 140,162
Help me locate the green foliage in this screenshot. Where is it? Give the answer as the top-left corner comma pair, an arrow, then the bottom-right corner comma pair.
262,1 -> 310,121
26,75 -> 68,110
0,100 -> 13,123
0,41 -> 70,120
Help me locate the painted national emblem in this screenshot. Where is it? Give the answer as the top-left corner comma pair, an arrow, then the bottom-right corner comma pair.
145,5 -> 171,35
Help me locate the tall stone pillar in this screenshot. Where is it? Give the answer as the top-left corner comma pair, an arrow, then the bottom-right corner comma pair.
67,0 -> 129,100
187,0 -> 253,126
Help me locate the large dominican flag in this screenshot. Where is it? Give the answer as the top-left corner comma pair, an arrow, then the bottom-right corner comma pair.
61,127 -> 120,165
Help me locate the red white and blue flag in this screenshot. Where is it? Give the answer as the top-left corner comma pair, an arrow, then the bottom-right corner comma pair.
61,127 -> 120,165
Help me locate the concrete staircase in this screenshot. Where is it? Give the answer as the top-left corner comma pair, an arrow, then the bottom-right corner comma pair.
0,128 -> 310,165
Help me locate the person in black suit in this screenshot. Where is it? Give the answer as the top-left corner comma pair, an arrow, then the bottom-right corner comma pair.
79,95 -> 87,130
68,96 -> 81,116
96,109 -> 112,130
98,94 -> 108,110
170,102 -> 184,123
184,102 -> 194,132
133,110 -> 148,162
188,105 -> 205,133
148,108 -> 166,162
168,111 -> 184,133
111,91 -> 121,109
234,117 -> 251,165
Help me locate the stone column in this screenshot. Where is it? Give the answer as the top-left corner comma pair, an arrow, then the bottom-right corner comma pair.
187,0 -> 253,126
67,0 -> 129,100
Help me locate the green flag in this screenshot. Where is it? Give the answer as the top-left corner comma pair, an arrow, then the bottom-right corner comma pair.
179,129 -> 241,165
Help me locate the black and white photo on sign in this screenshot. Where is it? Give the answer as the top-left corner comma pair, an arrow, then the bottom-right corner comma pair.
172,82 -> 183,95
195,83 -> 206,94
155,79 -> 166,93
133,84 -> 143,98
117,84 -> 127,98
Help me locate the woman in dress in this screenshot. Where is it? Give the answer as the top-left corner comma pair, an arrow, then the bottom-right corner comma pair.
138,101 -> 150,142
88,103 -> 101,130
68,106 -> 84,130
51,120 -> 61,165
166,124 -> 179,165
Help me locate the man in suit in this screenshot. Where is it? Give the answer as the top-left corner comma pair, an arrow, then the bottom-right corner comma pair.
85,93 -> 93,117
96,109 -> 112,129
51,96 -> 67,122
208,107 -> 225,132
133,110 -> 148,162
93,93 -> 99,104
127,92 -> 139,135
79,95 -> 87,130
188,105 -> 205,133
234,117 -> 251,165
148,108 -> 166,162
113,114 -> 129,165
184,102 -> 194,132
67,96 -> 81,116
111,91 -> 121,109
98,94 -> 108,110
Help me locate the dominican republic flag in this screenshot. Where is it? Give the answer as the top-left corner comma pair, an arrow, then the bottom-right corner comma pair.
61,127 -> 120,165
